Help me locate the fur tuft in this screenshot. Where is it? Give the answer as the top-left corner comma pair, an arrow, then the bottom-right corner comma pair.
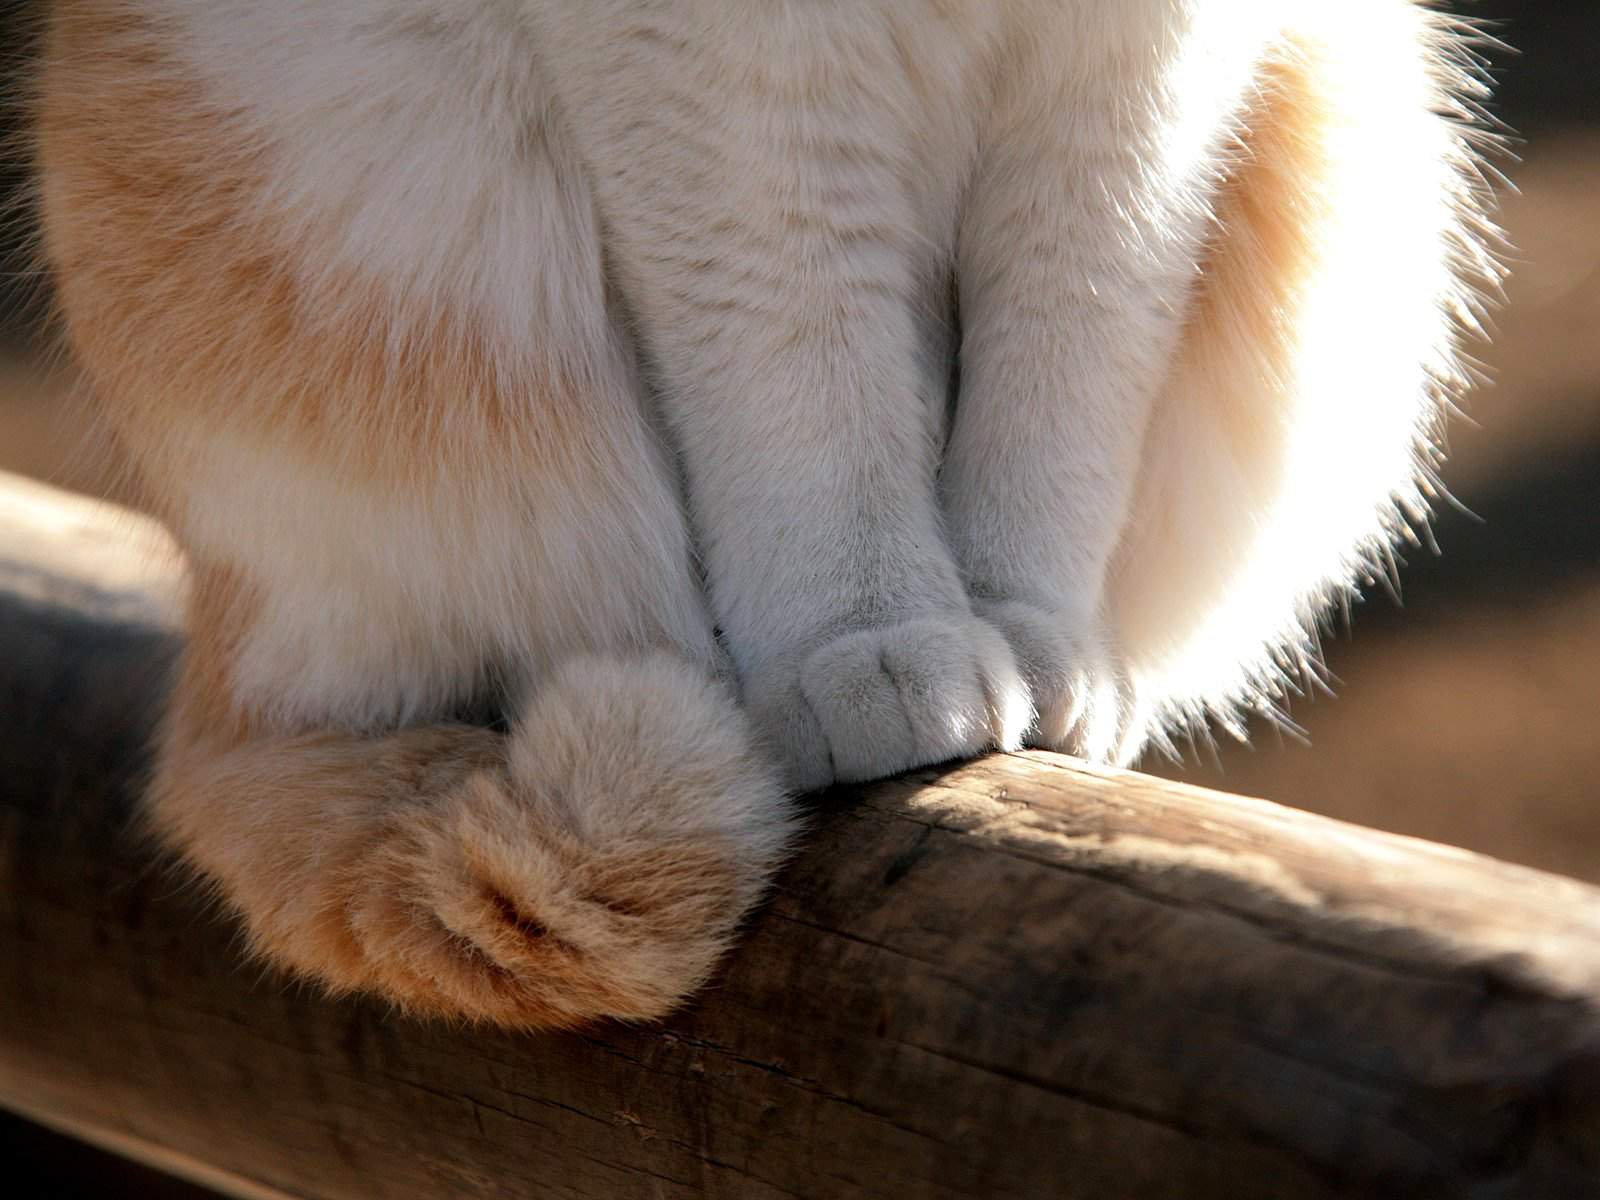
152,655 -> 793,1028
1106,1 -> 1507,759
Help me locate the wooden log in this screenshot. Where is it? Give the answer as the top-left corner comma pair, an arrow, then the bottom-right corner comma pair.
1,469 -> 1598,1200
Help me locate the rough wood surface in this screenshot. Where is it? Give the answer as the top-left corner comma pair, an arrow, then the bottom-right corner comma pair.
2,470 -> 1599,1200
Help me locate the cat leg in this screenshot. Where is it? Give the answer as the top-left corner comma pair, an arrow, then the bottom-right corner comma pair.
37,0 -> 793,1026
118,361 -> 793,1030
643,269 -> 1029,792
116,350 -> 796,1032
128,352 -> 792,1031
944,5 -> 1288,763
546,14 -> 1030,790
153,580 -> 788,1028
948,2 -> 1493,764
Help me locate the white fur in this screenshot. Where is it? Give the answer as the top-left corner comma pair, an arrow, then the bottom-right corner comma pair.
176,433 -> 719,730
1109,2 -> 1498,749
138,0 -> 1493,773
41,0 -> 1494,1026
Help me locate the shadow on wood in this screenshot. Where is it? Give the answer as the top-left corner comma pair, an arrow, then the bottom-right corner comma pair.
1,471 -> 1598,1199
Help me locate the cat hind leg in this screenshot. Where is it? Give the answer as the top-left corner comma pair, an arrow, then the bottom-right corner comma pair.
154,648 -> 791,1028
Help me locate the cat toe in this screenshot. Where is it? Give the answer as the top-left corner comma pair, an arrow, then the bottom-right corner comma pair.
975,599 -> 1145,765
747,615 -> 1031,790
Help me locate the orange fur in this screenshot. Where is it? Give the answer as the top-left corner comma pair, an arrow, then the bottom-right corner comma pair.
170,560 -> 262,746
1111,41 -> 1336,640
40,1 -> 791,1029
152,663 -> 768,1028
39,6 -> 596,487
1107,11 -> 1493,741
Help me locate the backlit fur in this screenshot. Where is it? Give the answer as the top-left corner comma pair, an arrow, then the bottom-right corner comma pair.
35,0 -> 1497,1026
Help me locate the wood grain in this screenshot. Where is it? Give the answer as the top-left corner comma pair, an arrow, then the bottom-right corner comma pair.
2,470 -> 1598,1200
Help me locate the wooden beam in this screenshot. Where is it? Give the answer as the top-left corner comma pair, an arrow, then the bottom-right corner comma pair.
2,469 -> 1598,1199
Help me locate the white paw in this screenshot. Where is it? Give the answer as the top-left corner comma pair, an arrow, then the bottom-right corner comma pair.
975,599 -> 1147,765
743,615 -> 1031,791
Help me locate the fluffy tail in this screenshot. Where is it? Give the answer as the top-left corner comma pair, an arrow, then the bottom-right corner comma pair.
152,655 -> 794,1028
1108,1 -> 1503,753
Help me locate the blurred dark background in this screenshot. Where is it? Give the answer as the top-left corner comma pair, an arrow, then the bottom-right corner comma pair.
1,0 -> 1597,1195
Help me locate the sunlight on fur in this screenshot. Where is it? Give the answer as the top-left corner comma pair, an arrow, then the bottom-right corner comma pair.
33,0 -> 1498,1027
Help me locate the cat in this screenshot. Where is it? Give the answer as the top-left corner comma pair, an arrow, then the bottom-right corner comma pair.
35,0 -> 1498,1028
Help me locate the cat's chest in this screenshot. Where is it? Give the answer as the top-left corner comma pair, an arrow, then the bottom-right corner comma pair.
533,0 -> 1003,254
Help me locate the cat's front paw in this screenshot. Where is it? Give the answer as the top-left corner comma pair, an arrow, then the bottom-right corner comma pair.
975,599 -> 1144,765
743,615 -> 1032,791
